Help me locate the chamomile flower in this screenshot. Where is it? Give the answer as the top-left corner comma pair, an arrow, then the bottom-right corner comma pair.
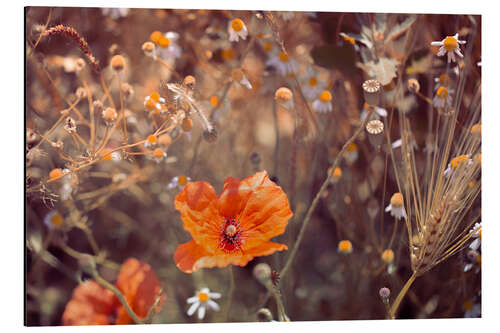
327,166 -> 342,183
338,240 -> 353,254
44,210 -> 64,229
186,288 -> 221,320
312,90 -> 333,113
228,18 -> 248,42
99,148 -> 121,162
434,73 -> 452,90
385,192 -> 407,221
469,222 -> 482,251
443,155 -> 473,178
150,31 -> 181,60
167,175 -> 191,191
231,68 -> 252,89
144,92 -> 166,114
152,148 -> 167,163
144,134 -> 158,148
274,87 -> 294,110
433,86 -> 454,109
360,102 -> 387,121
266,51 -> 299,77
302,70 -> 326,100
344,143 -> 359,164
431,33 -> 466,63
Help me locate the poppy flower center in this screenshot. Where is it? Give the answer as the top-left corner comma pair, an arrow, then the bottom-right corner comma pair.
220,218 -> 242,252
443,36 -> 458,51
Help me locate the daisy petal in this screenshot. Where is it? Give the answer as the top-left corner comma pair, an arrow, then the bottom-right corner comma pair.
197,304 -> 206,319
207,300 -> 220,311
187,302 -> 200,316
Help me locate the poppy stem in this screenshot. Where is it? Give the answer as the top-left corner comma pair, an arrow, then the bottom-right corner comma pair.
280,111 -> 374,280
225,266 -> 235,321
93,273 -> 145,324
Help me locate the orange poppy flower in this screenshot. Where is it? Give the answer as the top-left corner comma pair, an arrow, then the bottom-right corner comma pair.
62,258 -> 165,325
174,171 -> 293,273
62,280 -> 118,325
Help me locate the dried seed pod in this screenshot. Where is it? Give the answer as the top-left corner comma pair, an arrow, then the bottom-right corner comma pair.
203,128 -> 218,142
366,119 -> 384,148
408,78 -> 420,93
64,117 -> 77,133
362,79 -> 381,106
110,54 -> 125,72
274,87 -> 294,109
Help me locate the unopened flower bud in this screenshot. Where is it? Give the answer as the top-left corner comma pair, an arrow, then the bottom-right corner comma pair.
253,263 -> 272,284
379,287 -> 391,301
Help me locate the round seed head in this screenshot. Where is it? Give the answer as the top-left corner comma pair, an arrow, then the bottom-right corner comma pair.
102,107 -> 117,124
338,240 -> 353,253
471,123 -> 481,138
381,249 -> 395,263
158,134 -> 172,147
153,148 -> 165,159
93,100 -> 104,113
366,119 -> 384,148
182,118 -> 194,132
407,78 -> 420,93
274,87 -> 293,104
362,79 -> 381,105
142,41 -> 156,56
390,192 -> 404,207
183,75 -> 196,90
110,55 -> 125,72
253,263 -> 272,284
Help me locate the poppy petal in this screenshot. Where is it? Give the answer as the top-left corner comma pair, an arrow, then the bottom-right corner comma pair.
239,186 -> 293,250
115,258 -> 165,324
62,280 -> 118,325
175,181 -> 223,252
218,171 -> 276,218
174,240 -> 287,273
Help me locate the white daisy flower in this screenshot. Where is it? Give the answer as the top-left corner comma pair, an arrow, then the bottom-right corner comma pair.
228,18 -> 248,42
187,288 -> 221,320
430,33 -> 466,63
167,175 -> 191,191
360,103 -> 387,121
152,148 -> 167,163
150,31 -> 181,60
443,155 -> 473,178
266,51 -> 299,77
44,210 -> 64,229
144,135 -> 158,148
231,69 -> 252,89
302,70 -> 326,100
344,143 -> 359,164
385,193 -> 407,221
144,92 -> 166,114
434,73 -> 452,91
312,90 -> 333,113
433,86 -> 454,109
469,222 -> 481,251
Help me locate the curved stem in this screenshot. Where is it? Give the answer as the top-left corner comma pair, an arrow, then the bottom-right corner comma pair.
389,271 -> 418,319
225,266 -> 235,321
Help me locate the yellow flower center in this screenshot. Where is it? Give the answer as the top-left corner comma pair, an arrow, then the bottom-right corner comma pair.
338,240 -> 352,253
50,213 -> 63,227
346,143 -> 357,152
464,300 -> 474,311
231,18 -> 244,32
436,86 -> 448,99
147,135 -> 157,144
439,74 -> 451,86
158,36 -> 170,48
221,49 -> 235,61
150,92 -> 160,102
390,193 -> 404,207
332,167 -> 341,179
100,148 -> 113,161
198,292 -> 209,302
308,77 -> 318,87
450,155 -> 468,170
178,175 -> 188,186
153,148 -> 165,159
443,36 -> 458,51
210,95 -> 219,108
49,168 -> 63,179
279,51 -> 290,62
263,42 -> 273,52
150,31 -> 163,44
319,91 -> 332,102
343,35 -> 355,45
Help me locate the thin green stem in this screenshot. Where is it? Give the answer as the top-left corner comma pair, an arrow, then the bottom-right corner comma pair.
225,266 -> 235,321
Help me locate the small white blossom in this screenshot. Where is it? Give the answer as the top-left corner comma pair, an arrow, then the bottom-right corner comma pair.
312,91 -> 333,113
186,288 -> 221,320
44,210 -> 64,229
167,175 -> 191,191
228,18 -> 248,42
360,103 -> 387,121
431,33 -> 466,63
266,51 -> 298,77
